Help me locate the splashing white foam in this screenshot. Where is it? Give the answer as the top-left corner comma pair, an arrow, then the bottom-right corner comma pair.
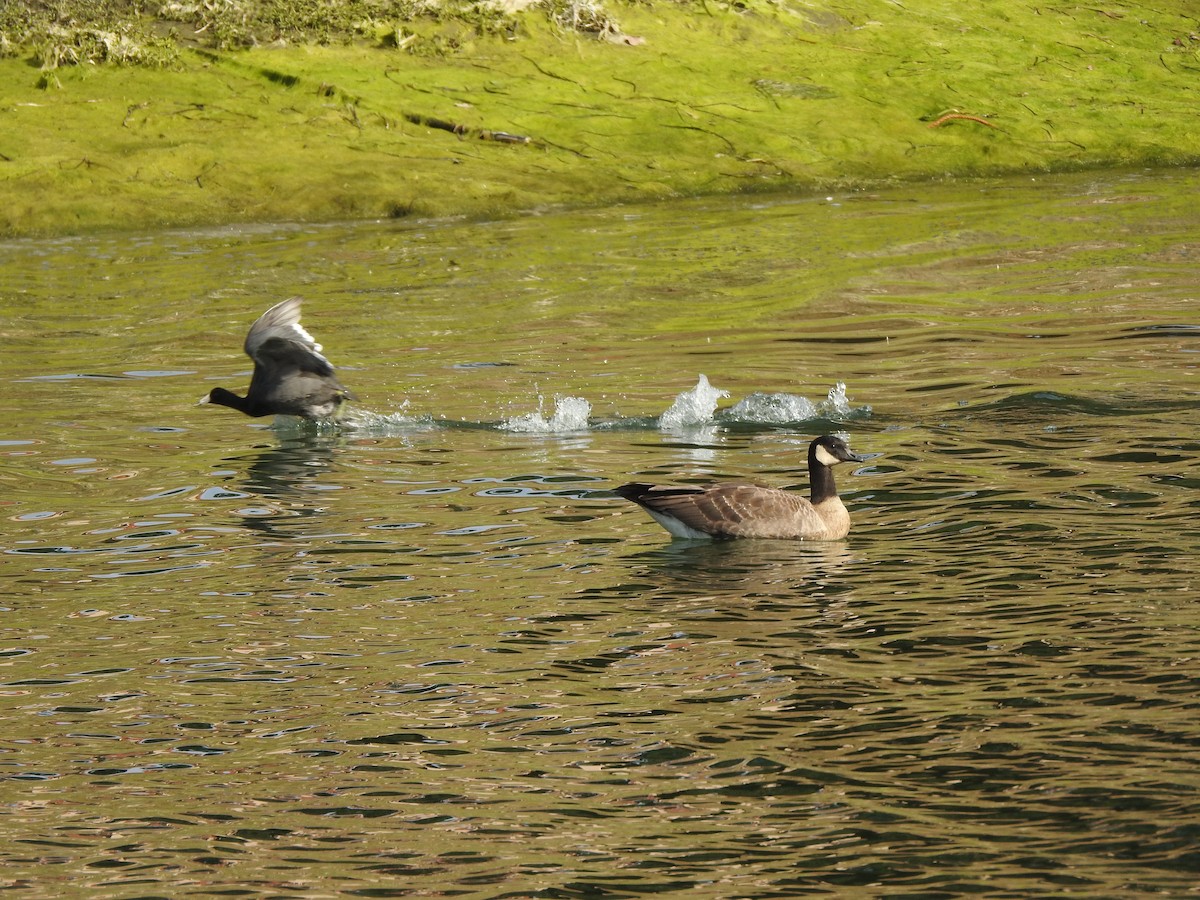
822,382 -> 856,417
329,402 -> 436,434
726,392 -> 819,423
503,396 -> 592,433
659,374 -> 729,429
725,382 -> 868,424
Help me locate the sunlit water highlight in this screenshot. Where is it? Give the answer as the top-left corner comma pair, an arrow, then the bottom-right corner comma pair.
1,168 -> 1199,897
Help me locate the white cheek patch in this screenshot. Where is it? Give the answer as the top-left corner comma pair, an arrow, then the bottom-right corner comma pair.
814,444 -> 843,467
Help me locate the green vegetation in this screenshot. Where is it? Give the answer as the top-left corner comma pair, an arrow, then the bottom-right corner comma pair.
2,0 -> 1199,236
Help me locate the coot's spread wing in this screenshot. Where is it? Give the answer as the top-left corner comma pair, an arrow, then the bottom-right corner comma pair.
243,298 -> 351,415
252,335 -> 336,378
243,298 -> 334,375
206,298 -> 353,419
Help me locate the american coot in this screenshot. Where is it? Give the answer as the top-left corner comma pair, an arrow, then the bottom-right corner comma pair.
204,298 -> 354,419
614,434 -> 865,540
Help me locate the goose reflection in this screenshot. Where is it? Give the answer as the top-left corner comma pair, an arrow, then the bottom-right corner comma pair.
621,538 -> 857,605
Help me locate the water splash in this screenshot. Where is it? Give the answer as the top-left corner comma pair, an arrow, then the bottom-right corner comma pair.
273,402 -> 435,435
263,380 -> 866,435
659,374 -> 729,430
503,396 -> 592,433
822,381 -> 864,418
725,382 -> 869,424
726,392 -> 818,423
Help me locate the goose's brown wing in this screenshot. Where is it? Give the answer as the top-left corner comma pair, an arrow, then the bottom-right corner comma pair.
617,483 -> 816,539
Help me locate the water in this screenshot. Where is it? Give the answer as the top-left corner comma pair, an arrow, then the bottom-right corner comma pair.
1,168 -> 1198,897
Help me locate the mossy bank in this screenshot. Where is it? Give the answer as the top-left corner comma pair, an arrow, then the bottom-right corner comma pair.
2,0 -> 1199,237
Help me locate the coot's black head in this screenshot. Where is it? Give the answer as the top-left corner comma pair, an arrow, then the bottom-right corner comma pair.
204,386 -> 258,416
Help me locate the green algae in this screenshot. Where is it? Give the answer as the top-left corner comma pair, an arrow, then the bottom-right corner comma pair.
2,0 -> 1199,237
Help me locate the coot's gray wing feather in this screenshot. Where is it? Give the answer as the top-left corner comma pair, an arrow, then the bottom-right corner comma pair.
243,298 -> 334,375
252,336 -> 336,378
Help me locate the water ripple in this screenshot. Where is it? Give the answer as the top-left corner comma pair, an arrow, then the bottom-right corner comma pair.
1,170 -> 1199,897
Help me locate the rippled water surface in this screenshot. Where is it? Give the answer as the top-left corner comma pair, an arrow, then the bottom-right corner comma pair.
2,169 -> 1199,897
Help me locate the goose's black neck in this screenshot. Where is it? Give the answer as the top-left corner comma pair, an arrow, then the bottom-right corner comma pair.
808,443 -> 839,504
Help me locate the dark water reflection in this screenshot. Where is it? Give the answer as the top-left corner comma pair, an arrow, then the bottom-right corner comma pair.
1,169 -> 1199,896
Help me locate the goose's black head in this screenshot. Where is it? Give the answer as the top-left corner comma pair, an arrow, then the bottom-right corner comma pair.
810,434 -> 865,468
